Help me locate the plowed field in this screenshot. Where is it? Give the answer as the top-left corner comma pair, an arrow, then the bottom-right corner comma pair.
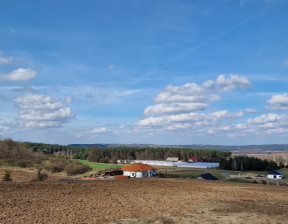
0,173 -> 288,223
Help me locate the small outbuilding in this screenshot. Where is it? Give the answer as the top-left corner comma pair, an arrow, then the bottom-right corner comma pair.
166,157 -> 179,162
197,173 -> 218,181
122,163 -> 157,178
267,170 -> 283,180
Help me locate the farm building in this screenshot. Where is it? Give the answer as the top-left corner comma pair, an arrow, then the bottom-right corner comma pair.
188,157 -> 202,162
133,160 -> 177,167
267,170 -> 283,180
132,160 -> 219,168
177,162 -> 219,168
197,173 -> 218,181
122,163 -> 157,178
166,157 -> 179,162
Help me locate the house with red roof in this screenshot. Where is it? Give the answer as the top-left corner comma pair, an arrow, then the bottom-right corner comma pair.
122,163 -> 157,178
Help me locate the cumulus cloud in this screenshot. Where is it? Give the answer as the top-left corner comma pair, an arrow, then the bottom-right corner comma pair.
132,72 -> 288,140
133,74 -> 255,137
144,102 -> 209,116
137,110 -> 244,131
142,74 -> 251,116
204,113 -> 288,138
266,94 -> 288,110
216,74 -> 252,91
0,68 -> 37,81
13,94 -> 74,128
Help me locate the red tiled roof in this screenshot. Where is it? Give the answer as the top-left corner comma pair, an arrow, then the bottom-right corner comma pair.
122,163 -> 157,172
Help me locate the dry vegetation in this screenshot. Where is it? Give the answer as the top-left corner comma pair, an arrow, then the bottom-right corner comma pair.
0,169 -> 287,224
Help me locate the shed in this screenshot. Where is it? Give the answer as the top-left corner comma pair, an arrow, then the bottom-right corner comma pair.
197,173 -> 218,181
122,163 -> 157,178
267,170 -> 283,180
166,157 -> 179,162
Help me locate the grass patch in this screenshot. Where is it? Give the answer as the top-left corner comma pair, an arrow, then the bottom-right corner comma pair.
279,169 -> 288,178
77,160 -> 122,170
225,178 -> 253,183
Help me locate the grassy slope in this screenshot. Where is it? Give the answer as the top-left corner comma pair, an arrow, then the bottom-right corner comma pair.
78,160 -> 123,170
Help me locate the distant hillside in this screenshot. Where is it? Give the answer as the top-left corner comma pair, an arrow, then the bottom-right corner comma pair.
69,143 -> 288,151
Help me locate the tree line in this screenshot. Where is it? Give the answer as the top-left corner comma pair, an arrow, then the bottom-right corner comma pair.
24,142 -> 89,159
22,142 -> 231,162
219,156 -> 280,171
87,146 -> 231,163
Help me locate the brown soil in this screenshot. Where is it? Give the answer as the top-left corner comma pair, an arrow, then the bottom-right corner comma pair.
0,170 -> 288,224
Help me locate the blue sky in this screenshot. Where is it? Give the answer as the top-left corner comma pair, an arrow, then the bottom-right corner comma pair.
0,0 -> 288,145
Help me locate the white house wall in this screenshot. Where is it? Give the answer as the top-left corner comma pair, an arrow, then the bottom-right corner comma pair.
267,174 -> 282,179
123,170 -> 156,178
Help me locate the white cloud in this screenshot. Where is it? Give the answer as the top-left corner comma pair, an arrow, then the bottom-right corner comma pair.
137,110 -> 244,131
266,94 -> 288,110
144,102 -> 209,115
142,74 -> 251,116
90,127 -> 110,134
216,74 -> 252,91
247,113 -> 286,125
246,108 -> 258,113
0,68 -> 37,81
134,74 -> 252,137
0,56 -> 14,64
74,127 -> 112,137
13,94 -> 74,128
283,60 -> 288,67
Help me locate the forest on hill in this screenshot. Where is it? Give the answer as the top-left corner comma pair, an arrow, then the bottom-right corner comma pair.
70,143 -> 288,151
24,142 -> 231,162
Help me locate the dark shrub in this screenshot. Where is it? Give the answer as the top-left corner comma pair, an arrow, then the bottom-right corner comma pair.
43,160 -> 67,173
65,162 -> 91,176
2,170 -> 12,182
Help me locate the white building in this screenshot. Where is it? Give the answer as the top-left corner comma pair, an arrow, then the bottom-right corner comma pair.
122,163 -> 157,178
267,170 -> 283,179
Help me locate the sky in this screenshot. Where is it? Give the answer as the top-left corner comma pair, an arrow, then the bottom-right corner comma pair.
0,0 -> 288,145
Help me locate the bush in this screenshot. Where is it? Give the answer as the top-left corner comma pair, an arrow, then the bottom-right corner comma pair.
261,180 -> 267,185
65,162 -> 91,176
43,160 -> 67,173
2,170 -> 12,182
